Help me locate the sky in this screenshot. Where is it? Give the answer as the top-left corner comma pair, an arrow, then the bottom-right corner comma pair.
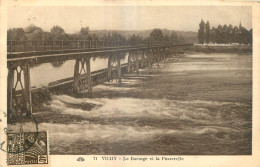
7,6 -> 252,33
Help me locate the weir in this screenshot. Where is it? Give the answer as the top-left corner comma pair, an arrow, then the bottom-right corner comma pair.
7,40 -> 193,121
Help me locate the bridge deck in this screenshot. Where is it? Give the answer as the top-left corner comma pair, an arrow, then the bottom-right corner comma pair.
7,44 -> 193,67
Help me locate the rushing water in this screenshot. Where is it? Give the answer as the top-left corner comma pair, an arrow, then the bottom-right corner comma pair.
9,52 -> 252,155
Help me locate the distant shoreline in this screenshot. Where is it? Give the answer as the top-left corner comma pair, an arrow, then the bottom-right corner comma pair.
191,44 -> 252,53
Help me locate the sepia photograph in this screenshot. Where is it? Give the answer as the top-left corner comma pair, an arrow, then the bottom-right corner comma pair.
0,1 -> 259,166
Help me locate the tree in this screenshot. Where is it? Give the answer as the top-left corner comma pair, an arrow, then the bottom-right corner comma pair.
227,24 -> 233,44
178,36 -> 185,44
150,29 -> 164,42
7,28 -> 26,41
50,26 -> 66,40
80,27 -> 89,40
170,31 -> 179,44
129,34 -> 143,46
248,29 -> 252,45
51,26 -> 65,34
210,27 -> 217,44
24,24 -> 43,40
205,21 -> 210,44
222,24 -> 228,43
209,22 -> 252,44
42,32 -> 53,41
25,24 -> 42,33
233,26 -> 239,43
240,26 -> 251,44
164,34 -> 170,43
216,25 -> 223,43
198,20 -> 205,44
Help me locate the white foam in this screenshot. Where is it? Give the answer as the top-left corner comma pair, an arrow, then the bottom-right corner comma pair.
7,122 -> 238,145
45,95 -> 247,125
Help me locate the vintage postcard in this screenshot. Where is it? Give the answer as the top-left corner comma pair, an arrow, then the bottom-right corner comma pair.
0,0 -> 259,167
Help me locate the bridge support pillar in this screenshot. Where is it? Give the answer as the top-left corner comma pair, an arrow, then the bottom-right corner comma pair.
117,55 -> 122,84
163,49 -> 166,63
157,50 -> 160,67
159,49 -> 162,63
73,60 -> 80,93
86,58 -> 92,92
152,51 -> 156,65
23,64 -> 32,116
155,52 -> 158,65
7,64 -> 33,121
135,53 -> 139,74
127,52 -> 131,73
141,51 -> 144,68
7,68 -> 14,120
107,54 -> 113,82
152,52 -> 155,65
73,57 -> 92,93
148,53 -> 151,66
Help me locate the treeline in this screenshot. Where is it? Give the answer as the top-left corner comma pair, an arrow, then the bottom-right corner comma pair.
198,20 -> 252,45
7,24 -> 186,45
8,25 -> 102,41
128,28 -> 185,45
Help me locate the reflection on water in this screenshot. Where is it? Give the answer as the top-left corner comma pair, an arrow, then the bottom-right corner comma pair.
50,61 -> 65,67
30,52 -> 132,87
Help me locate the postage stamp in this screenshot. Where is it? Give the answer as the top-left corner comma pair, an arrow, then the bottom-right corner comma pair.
7,131 -> 48,165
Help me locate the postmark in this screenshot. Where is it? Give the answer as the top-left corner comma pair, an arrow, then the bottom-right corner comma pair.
0,110 -> 39,154
1,108 -> 49,165
7,131 -> 48,165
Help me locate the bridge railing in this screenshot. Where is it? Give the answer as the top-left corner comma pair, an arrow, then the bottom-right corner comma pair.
7,40 -> 173,56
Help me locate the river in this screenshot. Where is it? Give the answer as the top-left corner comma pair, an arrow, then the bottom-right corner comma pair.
9,52 -> 252,155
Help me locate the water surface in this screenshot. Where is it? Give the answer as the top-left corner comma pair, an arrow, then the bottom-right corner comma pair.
10,52 -> 252,155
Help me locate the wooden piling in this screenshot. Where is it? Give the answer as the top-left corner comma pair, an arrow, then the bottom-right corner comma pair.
163,49 -> 166,63
127,52 -> 131,73
141,51 -> 144,68
151,52 -> 154,64
24,41 -> 27,53
107,54 -> 112,82
86,58 -> 92,92
73,60 -> 80,93
157,50 -> 160,67
52,41 -> 54,53
148,53 -> 151,66
61,40 -> 64,54
117,55 -> 122,83
153,51 -> 156,64
43,41 -> 45,51
35,41 -> 38,53
23,64 -> 32,116
10,41 -> 13,55
152,51 -> 155,65
135,53 -> 139,74
7,68 -> 14,119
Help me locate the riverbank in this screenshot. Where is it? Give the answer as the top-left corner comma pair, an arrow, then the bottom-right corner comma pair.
191,44 -> 252,53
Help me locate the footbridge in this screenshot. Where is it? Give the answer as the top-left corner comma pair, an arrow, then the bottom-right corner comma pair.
7,40 -> 193,120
